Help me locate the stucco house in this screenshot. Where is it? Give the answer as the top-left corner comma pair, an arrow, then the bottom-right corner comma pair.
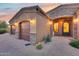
9,4 -> 79,44
9,6 -> 51,44
47,4 -> 79,39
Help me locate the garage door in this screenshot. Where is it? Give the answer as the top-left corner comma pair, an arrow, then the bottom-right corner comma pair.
20,21 -> 30,41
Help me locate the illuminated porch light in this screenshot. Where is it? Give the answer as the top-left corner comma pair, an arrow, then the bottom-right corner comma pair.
15,23 -> 18,26
30,19 -> 36,25
59,21 -> 63,24
12,25 -> 16,29
49,21 -> 52,25
73,19 -> 79,23
14,23 -> 18,27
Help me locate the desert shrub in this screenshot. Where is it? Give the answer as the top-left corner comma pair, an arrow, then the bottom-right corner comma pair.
0,21 -> 8,34
36,44 -> 43,50
0,21 -> 8,28
43,35 -> 51,43
69,39 -> 79,49
0,28 -> 7,34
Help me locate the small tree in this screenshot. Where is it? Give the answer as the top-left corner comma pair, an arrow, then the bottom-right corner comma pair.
0,21 -> 8,28
0,21 -> 8,34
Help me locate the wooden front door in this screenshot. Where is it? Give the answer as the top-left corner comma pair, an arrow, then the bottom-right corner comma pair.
20,21 -> 30,41
62,21 -> 70,36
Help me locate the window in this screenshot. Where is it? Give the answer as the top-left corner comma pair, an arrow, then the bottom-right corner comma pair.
63,22 -> 69,32
54,23 -> 58,32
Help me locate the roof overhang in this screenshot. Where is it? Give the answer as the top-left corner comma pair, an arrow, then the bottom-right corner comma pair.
49,15 -> 74,20
9,5 -> 49,24
47,4 -> 79,20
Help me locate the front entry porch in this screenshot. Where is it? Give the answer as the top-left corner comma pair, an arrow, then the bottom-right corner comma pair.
52,17 -> 73,36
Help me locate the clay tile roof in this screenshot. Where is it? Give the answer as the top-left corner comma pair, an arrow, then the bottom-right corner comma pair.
47,3 -> 79,20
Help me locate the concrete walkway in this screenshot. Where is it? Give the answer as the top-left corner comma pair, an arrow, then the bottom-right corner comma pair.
0,33 -> 79,56
44,36 -> 79,56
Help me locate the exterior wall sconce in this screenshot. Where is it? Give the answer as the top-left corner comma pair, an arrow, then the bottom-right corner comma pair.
59,20 -> 63,24
49,20 -> 52,25
73,19 -> 78,23
30,19 -> 36,25
14,23 -> 18,27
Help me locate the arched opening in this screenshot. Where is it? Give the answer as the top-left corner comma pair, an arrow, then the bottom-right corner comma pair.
19,21 -> 30,41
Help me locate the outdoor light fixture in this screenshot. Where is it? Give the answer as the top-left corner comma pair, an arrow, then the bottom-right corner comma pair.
30,19 -> 36,25
59,20 -> 62,24
15,23 -> 18,27
73,18 -> 78,23
49,20 -> 52,25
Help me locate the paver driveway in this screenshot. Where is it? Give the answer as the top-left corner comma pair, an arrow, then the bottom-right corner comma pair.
0,33 -> 79,56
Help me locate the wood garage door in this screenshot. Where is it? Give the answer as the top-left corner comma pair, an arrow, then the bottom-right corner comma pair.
20,21 -> 30,41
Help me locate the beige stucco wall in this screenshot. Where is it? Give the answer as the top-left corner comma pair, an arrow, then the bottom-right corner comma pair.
18,12 -> 37,34
70,19 -> 73,37
73,18 -> 79,39
18,12 -> 37,44
36,13 -> 50,43
75,9 -> 79,39
77,21 -> 79,39
10,8 -> 50,44
11,12 -> 37,43
16,12 -> 50,44
10,22 -> 19,39
14,23 -> 19,39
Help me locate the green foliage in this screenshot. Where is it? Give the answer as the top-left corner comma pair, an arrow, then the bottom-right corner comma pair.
36,44 -> 43,50
43,35 -> 51,43
0,21 -> 8,28
0,28 -> 7,34
0,21 -> 8,34
69,39 -> 79,49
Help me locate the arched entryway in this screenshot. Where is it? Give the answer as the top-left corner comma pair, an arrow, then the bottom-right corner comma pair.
19,21 -> 30,41
53,17 -> 73,36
